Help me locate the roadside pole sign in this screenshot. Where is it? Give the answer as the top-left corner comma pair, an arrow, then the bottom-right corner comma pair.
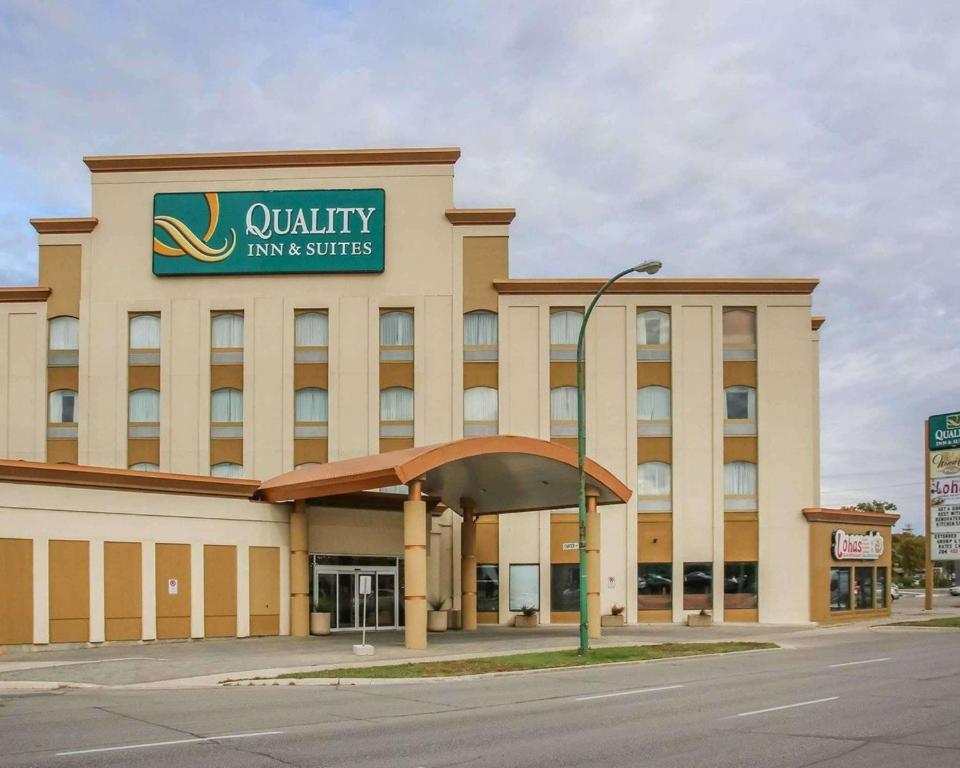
925,412 -> 960,609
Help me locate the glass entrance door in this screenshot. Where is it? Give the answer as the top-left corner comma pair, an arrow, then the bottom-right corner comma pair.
311,558 -> 400,631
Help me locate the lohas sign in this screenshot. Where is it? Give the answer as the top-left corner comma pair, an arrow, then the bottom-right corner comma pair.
832,529 -> 884,561
153,189 -> 385,276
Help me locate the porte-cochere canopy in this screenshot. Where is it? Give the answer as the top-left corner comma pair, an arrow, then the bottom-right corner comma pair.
256,435 -> 631,514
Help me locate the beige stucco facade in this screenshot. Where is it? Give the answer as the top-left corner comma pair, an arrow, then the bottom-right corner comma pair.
0,146 -> 859,648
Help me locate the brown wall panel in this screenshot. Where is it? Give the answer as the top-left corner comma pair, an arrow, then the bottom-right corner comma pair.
210,438 -> 243,465
128,366 -> 160,391
379,362 -> 414,389
463,236 -> 508,312
463,362 -> 499,389
104,541 -> 142,641
380,437 -> 414,453
476,515 -> 499,563
637,437 -> 672,464
46,440 -> 78,464
294,363 -> 329,389
636,609 -> 672,623
550,513 -> 579,564
637,361 -> 671,387
638,515 -> 673,563
249,546 -> 280,636
127,438 -> 160,466
477,611 -> 499,624
724,513 -> 758,561
724,361 -> 757,387
551,610 -> 578,624
725,608 -> 758,623
49,540 -> 89,643
0,538 -> 33,645
204,545 -> 237,638
294,439 -> 328,466
211,364 -> 243,390
155,543 -> 191,639
47,366 -> 79,392
724,437 -> 758,463
549,361 -> 577,388
39,245 -> 81,318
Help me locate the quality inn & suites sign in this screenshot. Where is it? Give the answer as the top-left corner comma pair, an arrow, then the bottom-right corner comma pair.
153,189 -> 385,276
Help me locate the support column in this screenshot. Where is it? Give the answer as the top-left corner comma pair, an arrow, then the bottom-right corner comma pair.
460,498 -> 478,631
404,479 -> 428,650
290,500 -> 309,637
586,487 -> 601,639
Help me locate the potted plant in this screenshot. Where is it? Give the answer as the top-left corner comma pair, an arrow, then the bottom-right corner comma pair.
686,608 -> 712,627
602,603 -> 626,627
427,596 -> 448,632
514,604 -> 539,627
310,593 -> 332,636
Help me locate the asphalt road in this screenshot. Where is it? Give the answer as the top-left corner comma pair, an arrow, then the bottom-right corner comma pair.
2,628 -> 959,767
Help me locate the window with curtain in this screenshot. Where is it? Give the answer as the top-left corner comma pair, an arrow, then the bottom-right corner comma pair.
637,462 -> 671,496
129,462 -> 159,472
723,309 -> 756,360
211,388 -> 243,422
380,311 -> 414,346
463,387 -> 498,435
637,310 -> 670,346
295,388 -> 328,423
211,462 -> 243,478
48,390 -> 77,423
637,386 -> 671,420
294,462 -> 320,470
211,313 -> 244,348
464,311 -> 498,346
724,461 -> 757,495
295,312 -> 328,347
129,315 -> 160,349
724,386 -> 756,420
49,316 -> 79,350
508,564 -> 540,612
128,389 -> 159,422
380,387 -> 413,421
550,310 -> 582,346
550,386 -> 577,421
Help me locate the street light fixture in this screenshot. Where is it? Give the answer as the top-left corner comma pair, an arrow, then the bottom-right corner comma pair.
577,260 -> 662,655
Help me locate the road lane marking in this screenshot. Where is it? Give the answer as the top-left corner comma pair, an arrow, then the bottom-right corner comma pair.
728,697 -> 838,719
829,657 -> 890,668
575,684 -> 684,701
56,730 -> 284,756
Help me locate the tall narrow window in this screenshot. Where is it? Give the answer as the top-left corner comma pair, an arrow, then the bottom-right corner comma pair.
211,462 -> 243,478
48,390 -> 78,424
48,316 -> 79,366
128,389 -> 160,438
724,562 -> 758,610
380,310 -> 414,361
211,388 -> 243,438
550,386 -> 578,437
683,563 -> 713,611
724,385 -> 757,435
637,386 -> 671,435
129,462 -> 159,472
295,311 -> 328,363
477,565 -> 499,613
464,311 -> 498,361
211,312 -> 243,363
637,310 -> 670,360
380,387 -> 413,437
463,387 -> 498,436
550,310 -> 582,361
129,314 -> 161,365
638,563 -> 672,611
723,308 -> 756,361
295,387 -> 329,438
637,461 -> 671,511
724,461 -> 757,510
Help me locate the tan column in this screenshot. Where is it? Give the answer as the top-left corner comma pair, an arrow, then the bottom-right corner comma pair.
404,479 -> 428,650
586,487 -> 601,639
289,499 -> 309,637
460,498 -> 478,631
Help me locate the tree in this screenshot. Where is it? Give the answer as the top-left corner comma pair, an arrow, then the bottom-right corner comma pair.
892,530 -> 925,583
848,499 -> 898,514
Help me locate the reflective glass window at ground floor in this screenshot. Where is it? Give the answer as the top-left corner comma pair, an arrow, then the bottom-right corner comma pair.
477,564 -> 499,612
638,563 -> 672,611
830,565 -> 889,612
309,554 -> 402,630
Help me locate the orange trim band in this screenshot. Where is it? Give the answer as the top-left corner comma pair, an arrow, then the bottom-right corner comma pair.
404,595 -> 426,601
30,217 -> 98,234
404,544 -> 427,550
445,208 -> 516,226
812,316 -> 827,330
494,278 -> 819,296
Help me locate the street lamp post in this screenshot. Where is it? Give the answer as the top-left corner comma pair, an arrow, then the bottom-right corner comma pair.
577,260 -> 662,655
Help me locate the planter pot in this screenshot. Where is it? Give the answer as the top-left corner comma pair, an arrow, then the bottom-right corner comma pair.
601,614 -> 626,627
686,612 -> 713,627
514,613 -> 539,628
310,612 -> 331,636
427,610 -> 448,632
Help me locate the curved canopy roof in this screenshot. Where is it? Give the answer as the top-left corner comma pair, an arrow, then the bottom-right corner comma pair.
256,436 -> 631,515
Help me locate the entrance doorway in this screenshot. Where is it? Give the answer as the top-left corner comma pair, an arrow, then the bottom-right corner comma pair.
310,554 -> 402,631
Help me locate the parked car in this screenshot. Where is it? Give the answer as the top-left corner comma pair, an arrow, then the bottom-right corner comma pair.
949,585 -> 960,597
890,584 -> 901,600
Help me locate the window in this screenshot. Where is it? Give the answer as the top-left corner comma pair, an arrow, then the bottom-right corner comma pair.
637,310 -> 670,360
477,565 -> 499,613
464,311 -> 498,361
550,386 -> 577,437
295,312 -> 328,362
211,388 -> 243,422
724,385 -> 756,420
48,316 -> 79,366
723,308 -> 756,360
48,389 -> 77,423
128,389 -> 160,438
637,462 -> 671,511
638,563 -> 672,610
508,564 -> 539,612
551,564 -> 580,612
211,313 -> 243,363
463,387 -> 498,436
380,387 -> 413,437
855,567 -> 874,610
380,310 -> 414,361
211,462 -> 243,478
724,563 -> 758,610
683,563 -> 712,611
550,310 -> 582,360
724,461 -> 757,510
875,567 -> 887,608
294,462 -> 320,470
295,388 -> 328,438
129,462 -> 159,472
830,567 -> 851,611
129,314 -> 160,349
637,386 -> 671,435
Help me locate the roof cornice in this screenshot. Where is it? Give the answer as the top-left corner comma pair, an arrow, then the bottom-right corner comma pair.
445,208 -> 516,226
812,316 -> 826,330
0,286 -> 51,303
802,507 -> 900,526
494,278 -> 820,296
83,147 -> 461,173
30,218 -> 98,234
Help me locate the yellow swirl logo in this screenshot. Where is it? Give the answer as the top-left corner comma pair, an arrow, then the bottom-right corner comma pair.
153,192 -> 236,263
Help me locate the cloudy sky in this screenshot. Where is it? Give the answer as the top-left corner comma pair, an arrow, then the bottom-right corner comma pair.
1,1 -> 956,530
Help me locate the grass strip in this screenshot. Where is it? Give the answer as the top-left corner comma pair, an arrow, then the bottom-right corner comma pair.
886,616 -> 960,628
277,641 -> 776,679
